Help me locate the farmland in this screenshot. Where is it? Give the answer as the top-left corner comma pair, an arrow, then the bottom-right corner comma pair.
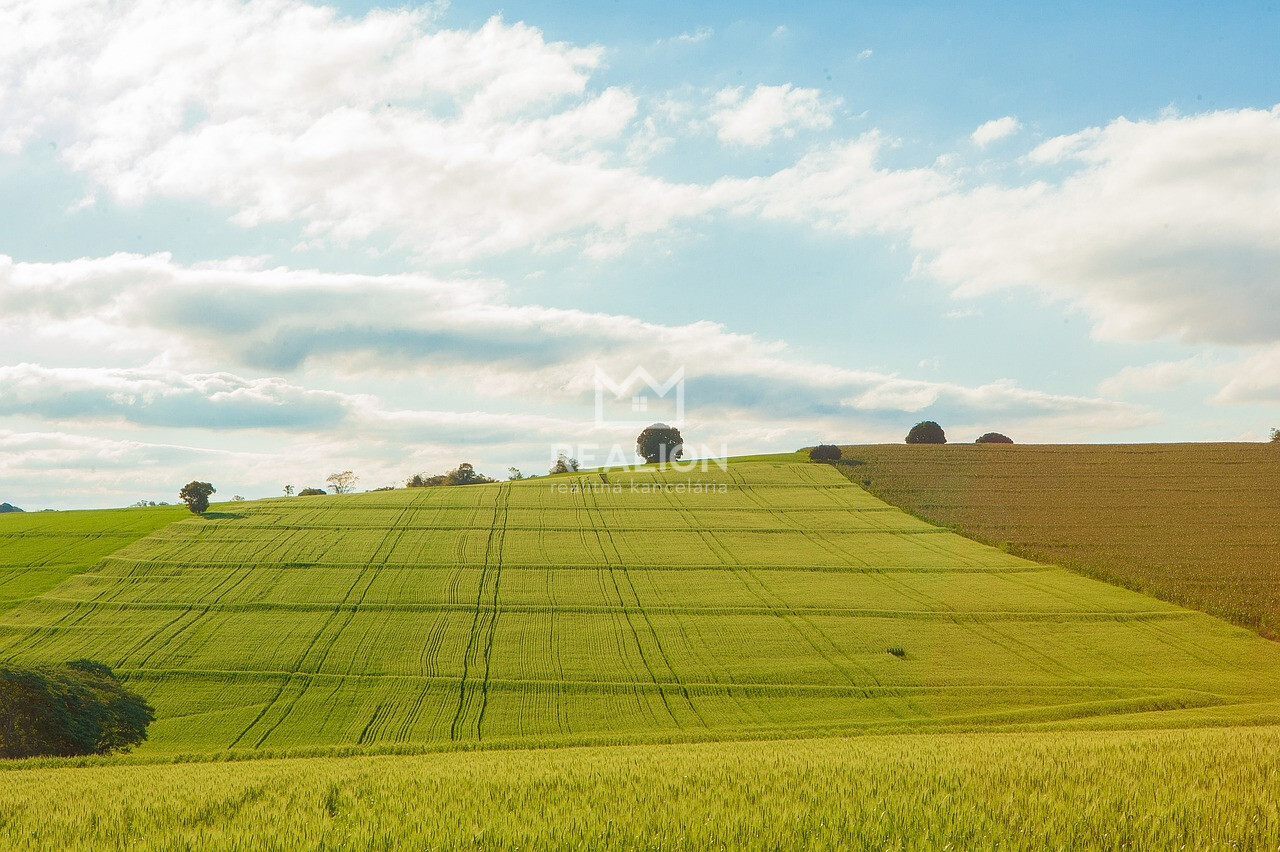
3,725 -> 1280,849
835,443 -> 1280,638
0,505 -> 186,616
4,455 -> 1280,759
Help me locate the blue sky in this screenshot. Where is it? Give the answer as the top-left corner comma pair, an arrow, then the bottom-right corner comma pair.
1,0 -> 1278,508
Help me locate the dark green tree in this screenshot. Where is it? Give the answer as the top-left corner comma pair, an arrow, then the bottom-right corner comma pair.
1271,428 -> 1280,443
178,481 -> 216,514
0,660 -> 154,758
298,487 -> 327,496
905,421 -> 947,445
975,432 -> 1013,444
809,444 -> 842,461
636,423 -> 684,464
445,463 -> 494,486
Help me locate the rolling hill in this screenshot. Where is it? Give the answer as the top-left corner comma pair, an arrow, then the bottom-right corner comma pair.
833,443 -> 1280,638
3,454 -> 1280,757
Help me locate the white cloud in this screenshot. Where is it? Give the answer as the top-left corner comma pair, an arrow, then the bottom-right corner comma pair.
0,0 -> 714,262
732,107 -> 1280,350
1098,357 -> 1215,397
970,116 -> 1021,146
0,364 -> 356,429
0,252 -> 1146,431
667,27 -> 713,44
710,84 -> 841,147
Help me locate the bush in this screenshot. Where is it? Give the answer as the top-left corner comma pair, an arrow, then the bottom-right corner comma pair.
975,432 -> 1014,444
636,423 -> 684,464
0,660 -> 154,759
298,487 -> 326,496
809,444 -> 842,462
905,421 -> 947,444
1271,428 -> 1280,443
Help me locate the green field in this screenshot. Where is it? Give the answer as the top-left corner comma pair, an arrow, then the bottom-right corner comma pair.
0,505 -> 186,616
4,455 -> 1280,758
3,726 -> 1279,849
832,443 -> 1280,638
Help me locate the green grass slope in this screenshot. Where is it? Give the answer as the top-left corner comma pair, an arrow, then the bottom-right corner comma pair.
2,457 -> 1280,756
833,443 -> 1280,638
0,505 -> 186,615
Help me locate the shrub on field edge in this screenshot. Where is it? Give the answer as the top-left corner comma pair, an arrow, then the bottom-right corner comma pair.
905,421 -> 947,444
0,660 -> 154,758
975,432 -> 1014,444
810,444 -> 842,462
1271,428 -> 1280,443
298,487 -> 327,496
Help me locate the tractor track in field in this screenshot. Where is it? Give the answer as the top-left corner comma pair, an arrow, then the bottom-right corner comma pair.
449,484 -> 509,741
584,484 -> 705,727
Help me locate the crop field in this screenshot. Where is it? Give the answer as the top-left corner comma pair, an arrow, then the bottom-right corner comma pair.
835,443 -> 1280,638
0,505 -> 186,615
3,725 -> 1279,849
4,456 -> 1280,757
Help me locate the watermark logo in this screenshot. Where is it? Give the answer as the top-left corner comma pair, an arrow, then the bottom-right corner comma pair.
594,365 -> 684,429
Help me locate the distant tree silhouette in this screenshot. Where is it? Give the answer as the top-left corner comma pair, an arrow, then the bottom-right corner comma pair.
809,444 -> 842,462
298,487 -> 326,496
1271,428 -> 1280,443
636,423 -> 684,464
905,421 -> 947,445
446,463 -> 494,486
548,453 -> 579,475
326,471 -> 359,494
406,464 -> 495,487
178,481 -> 216,514
975,432 -> 1014,444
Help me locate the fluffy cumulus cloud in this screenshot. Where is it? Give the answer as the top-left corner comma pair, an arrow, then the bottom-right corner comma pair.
734,108 -> 1280,354
970,116 -> 1022,146
917,108 -> 1280,347
709,84 -> 840,147
0,0 -> 709,261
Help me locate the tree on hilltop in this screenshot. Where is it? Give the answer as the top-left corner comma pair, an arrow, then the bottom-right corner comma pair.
1271,428 -> 1280,443
178,481 -> 216,514
810,444 -> 842,462
549,453 -> 579,475
326,471 -> 359,494
636,423 -> 684,464
905,421 -> 946,445
975,432 -> 1014,444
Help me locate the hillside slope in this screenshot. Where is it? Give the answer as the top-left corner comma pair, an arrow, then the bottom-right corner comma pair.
835,443 -> 1280,638
0,506 -> 186,615
2,457 -> 1280,755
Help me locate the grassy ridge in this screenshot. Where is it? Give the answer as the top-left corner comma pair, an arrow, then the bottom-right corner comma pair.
3,726 -> 1279,849
4,457 -> 1280,756
0,505 -> 185,615
834,443 -> 1280,638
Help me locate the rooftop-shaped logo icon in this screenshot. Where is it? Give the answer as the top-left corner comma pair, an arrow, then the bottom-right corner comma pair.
594,365 -> 684,428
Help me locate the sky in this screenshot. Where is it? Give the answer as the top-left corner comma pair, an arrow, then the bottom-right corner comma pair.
2,0 -> 1279,509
